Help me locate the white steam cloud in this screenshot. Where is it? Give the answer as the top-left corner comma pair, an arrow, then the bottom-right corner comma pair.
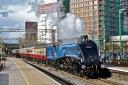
58,13 -> 85,40
43,13 -> 85,41
44,0 -> 85,41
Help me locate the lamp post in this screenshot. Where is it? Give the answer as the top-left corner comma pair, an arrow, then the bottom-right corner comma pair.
0,33 -> 2,62
119,9 -> 125,59
103,28 -> 106,62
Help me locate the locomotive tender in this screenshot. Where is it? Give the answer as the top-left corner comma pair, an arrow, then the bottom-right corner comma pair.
46,35 -> 108,78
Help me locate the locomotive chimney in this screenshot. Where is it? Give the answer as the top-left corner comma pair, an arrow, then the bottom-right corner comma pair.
81,35 -> 88,42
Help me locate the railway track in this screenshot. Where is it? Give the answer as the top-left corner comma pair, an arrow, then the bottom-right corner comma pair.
24,60 -> 127,85
58,70 -> 122,85
106,69 -> 128,85
25,61 -> 74,85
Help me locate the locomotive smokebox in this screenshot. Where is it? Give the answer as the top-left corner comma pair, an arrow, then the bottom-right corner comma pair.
80,35 -> 88,42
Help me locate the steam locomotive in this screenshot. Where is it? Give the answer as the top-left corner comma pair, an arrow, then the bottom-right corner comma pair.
13,35 -> 111,78
46,35 -> 110,78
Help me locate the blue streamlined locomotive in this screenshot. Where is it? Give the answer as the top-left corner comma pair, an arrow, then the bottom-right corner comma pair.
46,35 -> 111,78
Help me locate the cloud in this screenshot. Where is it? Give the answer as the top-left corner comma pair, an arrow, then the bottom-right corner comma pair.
0,0 -> 57,43
0,0 -> 38,43
1,24 -> 25,43
8,5 -> 37,21
43,0 -> 57,4
0,4 -> 37,40
0,0 -> 57,27
58,13 -> 85,40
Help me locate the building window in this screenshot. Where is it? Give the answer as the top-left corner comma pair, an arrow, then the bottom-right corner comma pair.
90,16 -> 93,20
89,6 -> 93,10
90,11 -> 93,16
71,4 -> 74,8
71,9 -> 74,13
84,2 -> 86,6
76,0 -> 78,3
94,0 -> 97,4
80,8 -> 83,12
89,24 -> 92,28
94,5 -> 97,10
79,0 -> 83,3
94,11 -> 97,15
94,21 -> 97,25
84,8 -> 86,12
90,21 -> 93,25
79,2 -> 83,7
76,8 -> 79,12
90,1 -> 93,5
71,0 -> 74,3
76,4 -> 78,7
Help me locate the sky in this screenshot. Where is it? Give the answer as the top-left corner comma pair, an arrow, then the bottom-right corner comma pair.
0,0 -> 57,43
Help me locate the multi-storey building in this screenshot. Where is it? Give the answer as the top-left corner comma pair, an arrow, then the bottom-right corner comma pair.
25,21 -> 37,46
37,2 -> 58,44
70,0 -> 120,45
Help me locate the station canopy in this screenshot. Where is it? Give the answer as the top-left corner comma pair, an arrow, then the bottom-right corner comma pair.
109,35 -> 128,41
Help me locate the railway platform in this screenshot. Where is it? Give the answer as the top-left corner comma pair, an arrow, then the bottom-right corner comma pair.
0,57 -> 61,85
105,63 -> 128,73
104,64 -> 128,85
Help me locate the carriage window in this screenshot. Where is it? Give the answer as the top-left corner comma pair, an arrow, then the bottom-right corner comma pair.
40,51 -> 43,54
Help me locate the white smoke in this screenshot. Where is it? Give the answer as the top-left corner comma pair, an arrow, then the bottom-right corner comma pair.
45,0 -> 85,40
38,0 -> 85,41
58,13 -> 85,40
44,13 -> 85,40
47,13 -> 58,25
